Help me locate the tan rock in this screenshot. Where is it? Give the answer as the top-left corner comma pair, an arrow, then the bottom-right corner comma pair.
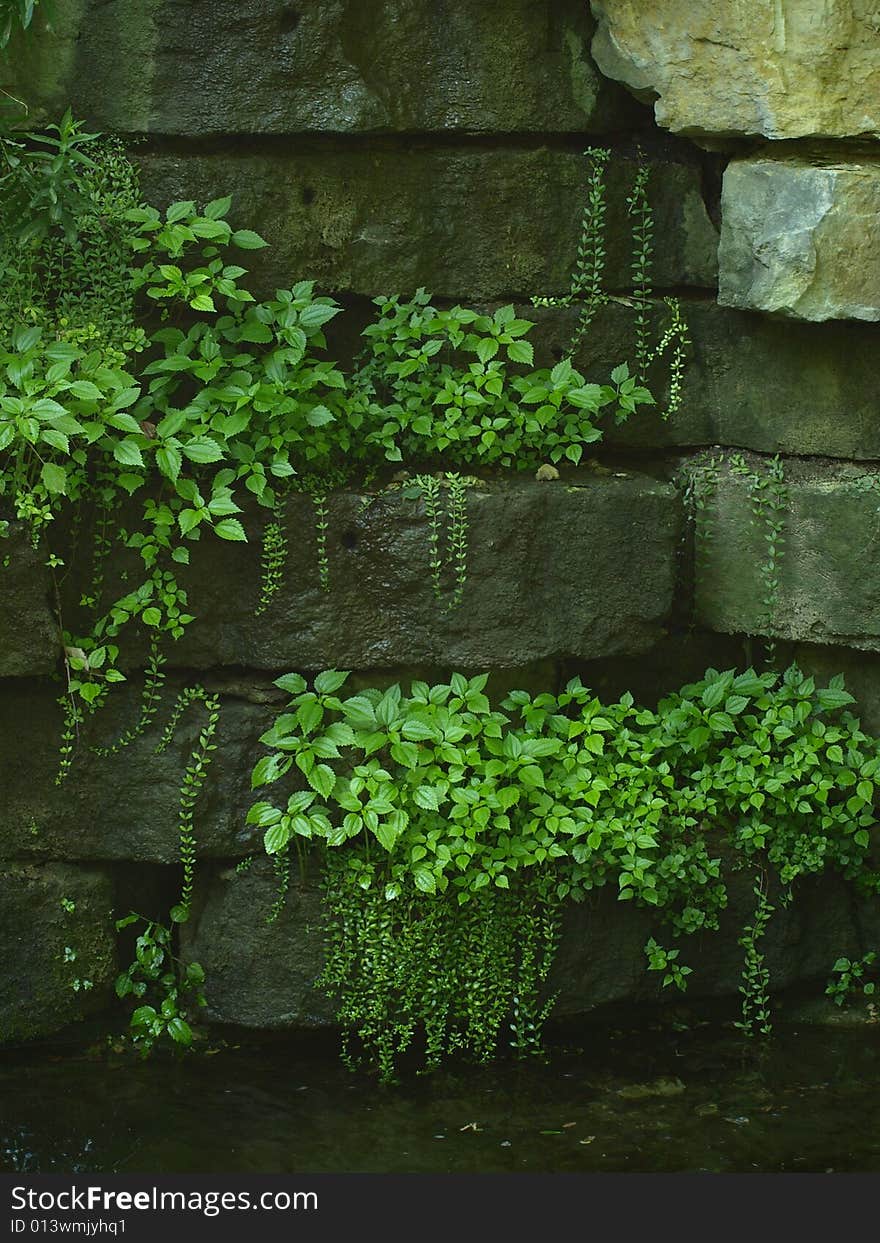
590,0 -> 880,141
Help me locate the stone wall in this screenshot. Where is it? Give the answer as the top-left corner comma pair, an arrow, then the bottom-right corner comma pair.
3,0 -> 880,1043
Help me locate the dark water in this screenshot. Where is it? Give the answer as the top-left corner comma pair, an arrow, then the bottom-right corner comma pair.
3,1020 -> 880,1174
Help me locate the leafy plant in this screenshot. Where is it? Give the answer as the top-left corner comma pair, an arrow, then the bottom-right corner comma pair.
114,914 -> 206,1055
0,123 -> 653,782
734,879 -> 774,1037
826,951 -> 877,1008
248,663 -> 880,1074
644,937 -> 692,992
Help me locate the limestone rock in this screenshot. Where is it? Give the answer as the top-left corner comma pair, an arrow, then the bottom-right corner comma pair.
0,862 -> 115,1041
590,0 -> 880,142
2,0 -> 639,135
718,157 -> 880,323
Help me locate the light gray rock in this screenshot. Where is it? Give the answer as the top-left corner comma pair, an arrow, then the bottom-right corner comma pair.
719,157 -> 880,322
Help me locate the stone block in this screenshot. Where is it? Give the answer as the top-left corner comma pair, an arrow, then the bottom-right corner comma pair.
590,0 -> 880,142
719,157 -> 880,322
0,862 -> 115,1042
0,679 -> 270,863
692,457 -> 880,650
135,148 -> 718,300
3,0 -> 640,135
180,856 -> 867,1031
0,525 -> 57,678
87,475 -> 680,673
529,299 -> 880,458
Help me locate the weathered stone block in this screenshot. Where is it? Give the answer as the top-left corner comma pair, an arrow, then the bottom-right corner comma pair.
135,148 -> 718,300
4,0 -> 640,135
93,475 -> 680,672
0,665 -> 563,863
181,860 -> 334,1030
719,157 -> 880,323
180,856 -> 869,1031
591,0 -> 880,142
529,299 -> 880,458
0,525 -> 57,677
0,680 -> 271,863
693,458 -> 880,650
0,862 -> 116,1041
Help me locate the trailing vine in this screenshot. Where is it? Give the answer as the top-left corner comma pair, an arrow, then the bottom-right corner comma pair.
409,472 -> 470,610
533,147 -> 689,420
256,498 -> 288,615
730,452 -> 789,663
155,684 -> 221,924
249,663 -> 880,1076
734,878 -> 774,1037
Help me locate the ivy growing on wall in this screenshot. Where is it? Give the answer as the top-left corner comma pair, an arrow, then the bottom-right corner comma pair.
0,121 -> 655,778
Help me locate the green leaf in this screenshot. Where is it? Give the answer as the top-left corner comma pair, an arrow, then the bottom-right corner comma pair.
182,436 -> 224,464
214,518 -> 247,541
264,822 -> 291,854
68,380 -> 103,401
309,763 -> 337,800
247,802 -> 282,827
113,438 -> 144,468
166,200 -> 196,223
413,865 -> 436,894
203,195 -> 233,220
166,1017 -> 193,1046
413,786 -> 441,812
315,670 -> 350,695
40,462 -> 67,494
231,229 -> 268,250
507,340 -> 534,365
275,673 -> 308,695
142,607 -> 162,626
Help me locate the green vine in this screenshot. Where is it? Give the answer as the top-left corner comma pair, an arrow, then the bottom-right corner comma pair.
410,472 -> 470,610
734,878 -> 774,1037
532,148 -> 688,420
155,684 -> 221,924
249,663 -> 880,1076
256,498 -> 288,615
445,472 -> 469,611
730,452 -> 788,664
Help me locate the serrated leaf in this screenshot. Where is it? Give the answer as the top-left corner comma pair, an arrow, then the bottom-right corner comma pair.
214,518 -> 247,541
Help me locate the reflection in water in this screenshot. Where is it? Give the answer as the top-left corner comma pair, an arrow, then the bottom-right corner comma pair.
2,1020 -> 880,1173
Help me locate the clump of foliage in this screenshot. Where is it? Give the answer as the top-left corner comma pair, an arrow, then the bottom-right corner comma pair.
114,913 -> 206,1055
248,664 -> 880,1076
533,146 -> 689,421
0,118 -> 653,773
0,0 -> 52,51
